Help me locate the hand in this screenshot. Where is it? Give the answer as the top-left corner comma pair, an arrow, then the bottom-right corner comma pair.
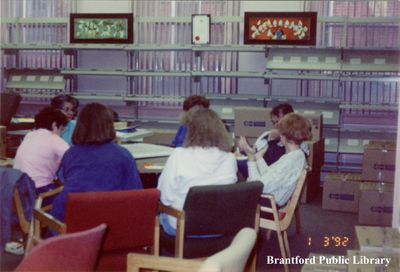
238,136 -> 256,160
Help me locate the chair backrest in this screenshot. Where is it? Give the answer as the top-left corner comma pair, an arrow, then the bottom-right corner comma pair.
199,227 -> 257,272
183,182 -> 263,236
280,169 -> 307,229
64,189 -> 160,251
126,228 -> 257,272
0,92 -> 22,126
15,224 -> 107,272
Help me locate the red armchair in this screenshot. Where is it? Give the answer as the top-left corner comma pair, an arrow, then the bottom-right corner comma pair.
30,189 -> 160,271
16,224 -> 106,272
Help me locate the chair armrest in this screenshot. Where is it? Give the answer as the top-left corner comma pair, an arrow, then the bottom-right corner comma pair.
158,203 -> 186,258
158,203 -> 184,219
33,208 -> 66,234
260,194 -> 279,215
35,185 -> 64,210
127,253 -> 203,272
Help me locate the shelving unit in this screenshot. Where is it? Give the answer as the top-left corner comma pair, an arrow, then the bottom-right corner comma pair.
1,14 -> 399,172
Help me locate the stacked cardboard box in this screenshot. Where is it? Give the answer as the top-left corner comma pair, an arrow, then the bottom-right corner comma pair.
347,250 -> 399,272
358,182 -> 394,226
355,225 -> 400,253
322,173 -> 363,213
362,141 -> 396,183
234,107 -> 272,145
359,140 -> 395,226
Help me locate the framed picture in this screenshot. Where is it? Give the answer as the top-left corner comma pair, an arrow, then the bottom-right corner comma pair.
192,14 -> 211,44
244,12 -> 317,45
70,13 -> 133,44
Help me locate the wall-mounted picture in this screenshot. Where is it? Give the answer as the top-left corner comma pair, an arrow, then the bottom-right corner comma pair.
70,13 -> 133,44
244,12 -> 317,45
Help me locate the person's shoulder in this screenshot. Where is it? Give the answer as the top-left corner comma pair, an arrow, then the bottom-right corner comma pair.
113,143 -> 135,159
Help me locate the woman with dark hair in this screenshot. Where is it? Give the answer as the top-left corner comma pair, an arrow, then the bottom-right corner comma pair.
50,103 -> 143,221
158,108 -> 237,235
51,94 -> 79,145
14,107 -> 69,195
239,113 -> 311,206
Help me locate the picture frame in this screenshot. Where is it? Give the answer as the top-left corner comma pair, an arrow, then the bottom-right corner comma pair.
244,12 -> 317,45
192,14 -> 211,45
70,13 -> 133,44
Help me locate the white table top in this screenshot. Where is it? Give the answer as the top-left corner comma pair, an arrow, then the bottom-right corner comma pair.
121,143 -> 174,159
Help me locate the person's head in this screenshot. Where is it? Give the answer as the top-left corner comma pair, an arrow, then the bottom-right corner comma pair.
51,94 -> 79,121
183,95 -> 210,112
72,103 -> 116,145
277,113 -> 312,146
270,103 -> 294,128
34,106 -> 68,136
183,108 -> 232,152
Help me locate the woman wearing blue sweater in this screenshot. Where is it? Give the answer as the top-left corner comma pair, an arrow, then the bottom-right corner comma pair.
51,103 -> 143,221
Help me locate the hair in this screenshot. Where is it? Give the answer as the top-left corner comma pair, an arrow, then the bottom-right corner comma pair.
34,106 -> 68,130
271,103 -> 294,117
183,108 -> 232,152
51,94 -> 79,115
72,103 -> 116,145
277,113 -> 312,145
183,95 -> 210,111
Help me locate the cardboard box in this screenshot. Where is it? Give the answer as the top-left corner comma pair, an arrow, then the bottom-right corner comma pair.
358,182 -> 394,226
303,113 -> 323,141
301,253 -> 347,272
355,225 -> 400,253
143,129 -> 177,146
362,141 -> 396,183
234,107 -> 271,139
322,173 -> 362,212
0,126 -> 6,157
347,250 -> 399,272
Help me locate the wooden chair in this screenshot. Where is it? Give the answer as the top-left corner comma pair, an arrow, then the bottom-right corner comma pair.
16,224 -> 107,272
258,169 -> 307,272
29,189 -> 160,271
128,228 -> 257,272
159,182 -> 263,272
14,184 -> 63,251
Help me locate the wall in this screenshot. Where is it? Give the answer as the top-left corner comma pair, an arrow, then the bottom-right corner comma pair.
237,1 -> 304,95
394,101 -> 400,229
76,0 -> 131,13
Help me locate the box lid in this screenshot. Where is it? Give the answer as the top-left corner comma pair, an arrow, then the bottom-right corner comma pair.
355,226 -> 400,253
324,173 -> 363,182
364,141 -> 396,151
360,182 -> 394,192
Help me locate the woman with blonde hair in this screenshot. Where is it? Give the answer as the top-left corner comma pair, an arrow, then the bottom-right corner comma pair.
158,107 -> 237,235
239,112 -> 311,207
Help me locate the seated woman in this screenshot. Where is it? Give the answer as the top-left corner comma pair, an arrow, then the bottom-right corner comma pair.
13,107 -> 69,196
51,94 -> 79,145
50,103 -> 143,222
171,95 -> 210,147
158,108 -> 238,235
239,113 -> 311,207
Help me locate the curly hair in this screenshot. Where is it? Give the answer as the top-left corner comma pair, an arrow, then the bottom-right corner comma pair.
183,108 -> 232,152
183,95 -> 210,111
277,113 -> 312,145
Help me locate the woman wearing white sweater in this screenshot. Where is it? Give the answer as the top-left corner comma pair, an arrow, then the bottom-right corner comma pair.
158,107 -> 238,235
239,113 -> 311,207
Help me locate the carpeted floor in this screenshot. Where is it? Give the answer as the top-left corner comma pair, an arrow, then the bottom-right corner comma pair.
1,191 -> 359,272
